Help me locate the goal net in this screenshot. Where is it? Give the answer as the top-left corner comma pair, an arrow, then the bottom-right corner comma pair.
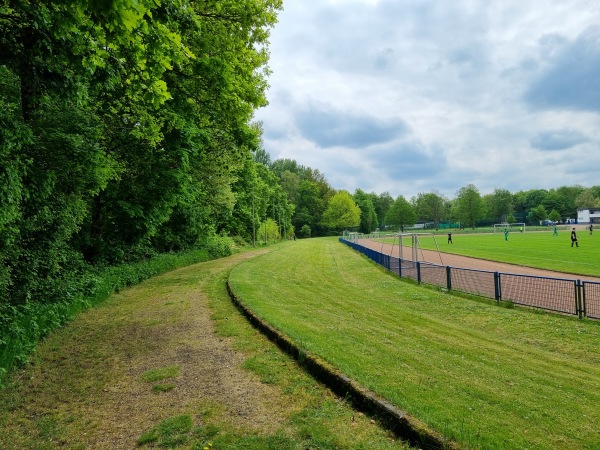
493,222 -> 526,233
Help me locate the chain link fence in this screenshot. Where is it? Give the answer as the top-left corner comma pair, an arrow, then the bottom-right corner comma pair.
340,237 -> 599,320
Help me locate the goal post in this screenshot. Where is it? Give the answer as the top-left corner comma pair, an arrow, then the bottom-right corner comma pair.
493,222 -> 526,233
388,232 -> 443,265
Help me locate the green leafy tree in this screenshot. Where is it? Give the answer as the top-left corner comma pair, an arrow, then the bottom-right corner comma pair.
369,191 -> 394,229
321,191 -> 361,232
555,186 -> 584,219
253,146 -> 272,167
512,191 -> 528,223
576,188 -> 600,209
548,209 -> 561,223
456,184 -> 483,229
414,191 -> 448,229
541,191 -> 565,221
488,188 -> 514,223
384,195 -> 417,232
280,170 -> 301,204
299,224 -> 311,238
354,189 -> 379,233
531,205 -> 548,223
270,159 -> 305,178
258,218 -> 280,244
0,0 -> 284,303
293,180 -> 325,236
525,189 -> 549,211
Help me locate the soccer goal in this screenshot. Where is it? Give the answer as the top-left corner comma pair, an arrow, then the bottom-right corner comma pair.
385,232 -> 443,265
493,223 -> 526,233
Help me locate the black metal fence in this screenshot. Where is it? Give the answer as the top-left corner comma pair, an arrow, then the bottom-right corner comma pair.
340,238 -> 600,320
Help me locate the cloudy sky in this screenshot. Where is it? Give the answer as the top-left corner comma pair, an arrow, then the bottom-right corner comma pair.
254,0 -> 600,200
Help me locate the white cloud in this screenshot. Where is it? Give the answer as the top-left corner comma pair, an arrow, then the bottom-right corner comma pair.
256,0 -> 600,199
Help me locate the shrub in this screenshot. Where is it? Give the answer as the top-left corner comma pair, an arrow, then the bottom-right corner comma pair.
300,224 -> 311,238
206,234 -> 233,259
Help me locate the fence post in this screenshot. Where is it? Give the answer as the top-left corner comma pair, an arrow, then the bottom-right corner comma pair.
494,272 -> 500,303
446,266 -> 452,291
575,279 -> 585,319
581,281 -> 587,317
398,258 -> 402,278
417,262 -> 421,284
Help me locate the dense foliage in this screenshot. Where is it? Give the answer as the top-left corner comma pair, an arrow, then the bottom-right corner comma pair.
0,0 -> 284,305
0,0 -> 285,380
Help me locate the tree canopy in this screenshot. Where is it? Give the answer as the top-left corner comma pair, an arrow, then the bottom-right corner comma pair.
321,191 -> 361,231
384,195 -> 416,231
0,0 -> 283,305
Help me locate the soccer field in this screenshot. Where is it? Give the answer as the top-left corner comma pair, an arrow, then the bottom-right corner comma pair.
400,230 -> 600,278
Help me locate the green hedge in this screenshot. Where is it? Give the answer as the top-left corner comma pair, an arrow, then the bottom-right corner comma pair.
0,247 -> 219,387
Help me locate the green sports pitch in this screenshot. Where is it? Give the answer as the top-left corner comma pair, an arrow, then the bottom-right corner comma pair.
383,229 -> 600,278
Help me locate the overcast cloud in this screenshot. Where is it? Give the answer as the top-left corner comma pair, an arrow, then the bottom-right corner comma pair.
254,0 -> 600,200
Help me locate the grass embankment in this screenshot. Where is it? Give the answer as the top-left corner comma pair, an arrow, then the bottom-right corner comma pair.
0,248 -> 412,450
393,230 -> 600,277
0,249 -> 216,386
229,237 -> 600,449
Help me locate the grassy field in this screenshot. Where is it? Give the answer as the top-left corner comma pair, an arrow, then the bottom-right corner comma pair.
0,250 -> 412,450
381,229 -> 600,277
229,237 -> 600,449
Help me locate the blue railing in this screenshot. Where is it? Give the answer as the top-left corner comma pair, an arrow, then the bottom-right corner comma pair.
340,238 -> 599,320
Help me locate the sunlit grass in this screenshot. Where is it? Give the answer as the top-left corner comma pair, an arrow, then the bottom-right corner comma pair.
229,237 -> 600,449
141,366 -> 180,383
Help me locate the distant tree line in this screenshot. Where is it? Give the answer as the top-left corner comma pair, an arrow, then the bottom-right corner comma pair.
265,160 -> 600,234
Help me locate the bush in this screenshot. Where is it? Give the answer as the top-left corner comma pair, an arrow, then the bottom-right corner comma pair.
206,234 -> 233,259
231,235 -> 249,249
300,224 -> 311,238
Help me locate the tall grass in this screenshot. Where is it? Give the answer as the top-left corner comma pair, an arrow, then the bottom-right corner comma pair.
229,237 -> 600,449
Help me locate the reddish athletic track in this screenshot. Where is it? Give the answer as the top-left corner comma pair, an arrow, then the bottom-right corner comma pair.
358,238 -> 600,283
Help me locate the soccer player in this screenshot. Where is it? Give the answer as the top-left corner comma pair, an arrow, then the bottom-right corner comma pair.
571,228 -> 579,247
448,232 -> 453,244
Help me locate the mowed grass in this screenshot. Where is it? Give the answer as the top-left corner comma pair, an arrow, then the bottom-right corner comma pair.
229,237 -> 600,450
400,230 -> 600,277
0,250 -> 411,450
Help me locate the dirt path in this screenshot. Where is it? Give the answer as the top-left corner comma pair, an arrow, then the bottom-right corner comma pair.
81,250 -> 286,449
0,250 -> 292,449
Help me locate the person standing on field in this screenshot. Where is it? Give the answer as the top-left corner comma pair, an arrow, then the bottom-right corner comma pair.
571,228 -> 579,247
448,232 -> 453,244
590,224 -> 593,235
504,228 -> 509,241
552,225 -> 558,236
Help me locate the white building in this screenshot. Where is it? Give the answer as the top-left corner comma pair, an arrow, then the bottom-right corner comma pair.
577,208 -> 600,224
